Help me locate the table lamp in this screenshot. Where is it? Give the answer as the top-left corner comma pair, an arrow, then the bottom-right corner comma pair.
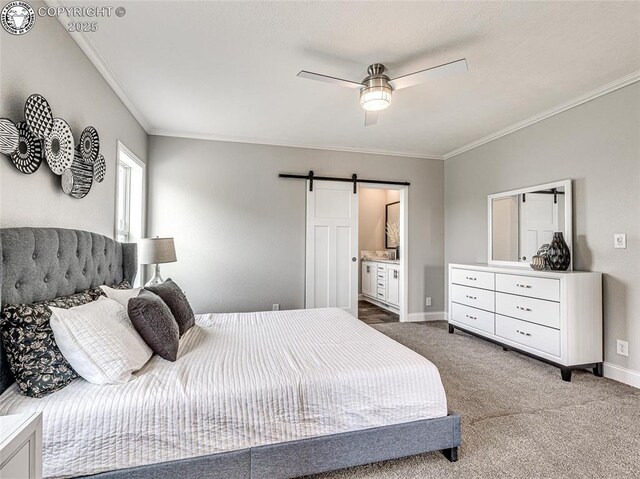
140,237 -> 177,286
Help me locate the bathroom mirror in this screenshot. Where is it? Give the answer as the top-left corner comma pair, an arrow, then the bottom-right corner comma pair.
385,201 -> 400,248
488,179 -> 572,270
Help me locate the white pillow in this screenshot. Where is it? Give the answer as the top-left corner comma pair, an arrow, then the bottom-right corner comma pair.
99,285 -> 142,307
50,297 -> 152,384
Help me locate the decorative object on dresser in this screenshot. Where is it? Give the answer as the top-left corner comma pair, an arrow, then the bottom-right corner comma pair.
547,232 -> 571,271
489,179 -> 572,270
0,93 -> 106,198
0,413 -> 42,479
529,255 -> 546,271
448,264 -> 603,381
139,237 -> 177,287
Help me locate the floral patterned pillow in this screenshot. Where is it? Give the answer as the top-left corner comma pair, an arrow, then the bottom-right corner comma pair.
0,290 -> 101,398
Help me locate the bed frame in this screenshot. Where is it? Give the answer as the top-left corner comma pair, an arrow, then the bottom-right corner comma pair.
0,228 -> 461,479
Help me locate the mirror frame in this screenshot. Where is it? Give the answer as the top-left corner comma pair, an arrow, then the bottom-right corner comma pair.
487,179 -> 573,270
385,201 -> 400,248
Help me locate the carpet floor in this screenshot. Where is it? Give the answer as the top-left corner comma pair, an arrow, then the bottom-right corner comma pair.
310,321 -> 640,479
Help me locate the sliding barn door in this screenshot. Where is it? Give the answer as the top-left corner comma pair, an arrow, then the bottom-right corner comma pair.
306,180 -> 358,317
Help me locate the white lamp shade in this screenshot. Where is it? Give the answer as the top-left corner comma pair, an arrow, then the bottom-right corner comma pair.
139,238 -> 177,265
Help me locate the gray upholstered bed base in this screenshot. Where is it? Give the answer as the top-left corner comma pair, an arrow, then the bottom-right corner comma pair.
0,227 -> 461,479
80,414 -> 461,479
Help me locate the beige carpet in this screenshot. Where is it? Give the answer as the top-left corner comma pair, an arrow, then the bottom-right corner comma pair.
310,321 -> 640,479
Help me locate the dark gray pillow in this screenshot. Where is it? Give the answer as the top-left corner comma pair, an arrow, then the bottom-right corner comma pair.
146,279 -> 195,337
128,290 -> 179,361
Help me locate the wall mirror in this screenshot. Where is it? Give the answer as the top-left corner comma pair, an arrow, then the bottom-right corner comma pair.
488,179 -> 573,269
385,201 -> 400,248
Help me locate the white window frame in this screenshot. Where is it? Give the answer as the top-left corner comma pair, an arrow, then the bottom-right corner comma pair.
116,162 -> 132,242
115,140 -> 146,243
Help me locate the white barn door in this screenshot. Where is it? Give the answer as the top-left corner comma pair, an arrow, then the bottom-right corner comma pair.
519,193 -> 559,261
306,180 -> 358,317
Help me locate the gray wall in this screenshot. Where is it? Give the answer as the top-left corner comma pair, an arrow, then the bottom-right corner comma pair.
148,136 -> 444,316
445,82 -> 640,373
0,2 -> 147,237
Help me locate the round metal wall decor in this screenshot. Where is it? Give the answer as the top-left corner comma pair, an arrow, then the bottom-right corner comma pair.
0,118 -> 19,154
62,149 -> 93,199
79,126 -> 99,163
44,118 -> 74,175
24,94 -> 54,139
93,154 -> 106,183
10,121 -> 43,174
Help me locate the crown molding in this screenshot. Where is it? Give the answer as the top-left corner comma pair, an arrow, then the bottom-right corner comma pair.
149,128 -> 444,160
45,0 -> 151,132
443,70 -> 640,160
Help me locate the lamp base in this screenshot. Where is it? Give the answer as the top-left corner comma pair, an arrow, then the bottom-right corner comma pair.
145,264 -> 164,287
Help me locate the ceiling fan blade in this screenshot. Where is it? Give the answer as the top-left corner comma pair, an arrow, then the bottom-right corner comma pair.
388,58 -> 468,91
297,70 -> 363,89
364,111 -> 378,127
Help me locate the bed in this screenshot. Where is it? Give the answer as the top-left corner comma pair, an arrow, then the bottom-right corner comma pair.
0,228 -> 460,479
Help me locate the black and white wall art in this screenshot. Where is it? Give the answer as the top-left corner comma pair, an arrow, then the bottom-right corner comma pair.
10,121 -> 43,174
1,93 -> 106,199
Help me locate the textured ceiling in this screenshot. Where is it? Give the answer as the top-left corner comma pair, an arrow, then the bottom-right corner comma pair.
61,1 -> 640,158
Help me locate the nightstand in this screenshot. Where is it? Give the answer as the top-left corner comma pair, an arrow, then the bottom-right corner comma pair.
0,413 -> 42,479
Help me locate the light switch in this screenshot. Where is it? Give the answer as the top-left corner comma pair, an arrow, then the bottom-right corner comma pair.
614,234 -> 627,249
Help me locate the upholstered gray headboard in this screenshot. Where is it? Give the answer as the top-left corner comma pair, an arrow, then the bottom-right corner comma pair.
0,227 -> 137,394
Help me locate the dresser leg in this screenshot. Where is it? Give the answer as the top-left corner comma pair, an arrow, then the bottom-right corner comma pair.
560,367 -> 572,382
448,324 -> 454,334
593,363 -> 603,377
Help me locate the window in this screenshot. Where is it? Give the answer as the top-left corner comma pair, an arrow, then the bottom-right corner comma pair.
116,141 -> 145,244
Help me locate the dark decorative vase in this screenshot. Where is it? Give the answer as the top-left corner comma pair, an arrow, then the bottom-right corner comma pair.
547,232 -> 571,271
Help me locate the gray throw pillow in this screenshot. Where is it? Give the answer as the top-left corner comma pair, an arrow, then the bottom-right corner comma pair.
128,290 -> 179,361
146,279 -> 195,337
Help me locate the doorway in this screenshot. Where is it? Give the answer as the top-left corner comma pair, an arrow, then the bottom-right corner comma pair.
304,180 -> 408,322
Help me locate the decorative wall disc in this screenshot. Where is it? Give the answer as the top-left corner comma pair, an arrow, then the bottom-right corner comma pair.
79,126 -> 100,163
10,121 -> 43,174
0,118 -> 19,155
62,149 -> 94,199
93,154 -> 106,183
44,118 -> 74,175
24,94 -> 54,139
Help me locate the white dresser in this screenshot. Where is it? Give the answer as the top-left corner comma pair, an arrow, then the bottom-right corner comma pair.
448,263 -> 603,381
362,261 -> 400,310
0,413 -> 42,479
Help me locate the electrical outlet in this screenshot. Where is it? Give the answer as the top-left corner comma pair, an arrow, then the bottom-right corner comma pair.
272,304 -> 280,311
614,234 -> 627,249
617,339 -> 629,357
425,297 -> 432,307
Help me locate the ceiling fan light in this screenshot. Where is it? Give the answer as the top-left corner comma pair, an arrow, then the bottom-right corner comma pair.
360,85 -> 392,111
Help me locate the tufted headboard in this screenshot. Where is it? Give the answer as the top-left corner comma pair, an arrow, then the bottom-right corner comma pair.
0,227 -> 138,394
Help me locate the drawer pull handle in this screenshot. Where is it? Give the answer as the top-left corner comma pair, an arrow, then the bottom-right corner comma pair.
516,283 -> 532,289
516,329 -> 532,337
466,276 -> 477,281
516,306 -> 532,312
465,295 -> 477,300
465,314 -> 477,320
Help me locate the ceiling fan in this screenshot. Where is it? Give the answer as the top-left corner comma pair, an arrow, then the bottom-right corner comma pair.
297,58 -> 468,126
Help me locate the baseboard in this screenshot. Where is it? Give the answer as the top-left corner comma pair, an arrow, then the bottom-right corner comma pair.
603,362 -> 640,389
404,312 -> 448,322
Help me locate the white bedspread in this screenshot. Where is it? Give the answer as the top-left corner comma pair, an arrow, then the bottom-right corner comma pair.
0,308 -> 447,478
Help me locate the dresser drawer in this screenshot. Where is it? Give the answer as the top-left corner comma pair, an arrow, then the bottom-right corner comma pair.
495,274 -> 559,302
451,268 -> 495,290
451,303 -> 494,334
451,284 -> 495,312
495,292 -> 560,329
496,315 -> 560,357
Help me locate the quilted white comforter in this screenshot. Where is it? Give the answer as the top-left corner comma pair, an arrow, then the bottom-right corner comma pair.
0,308 -> 447,478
